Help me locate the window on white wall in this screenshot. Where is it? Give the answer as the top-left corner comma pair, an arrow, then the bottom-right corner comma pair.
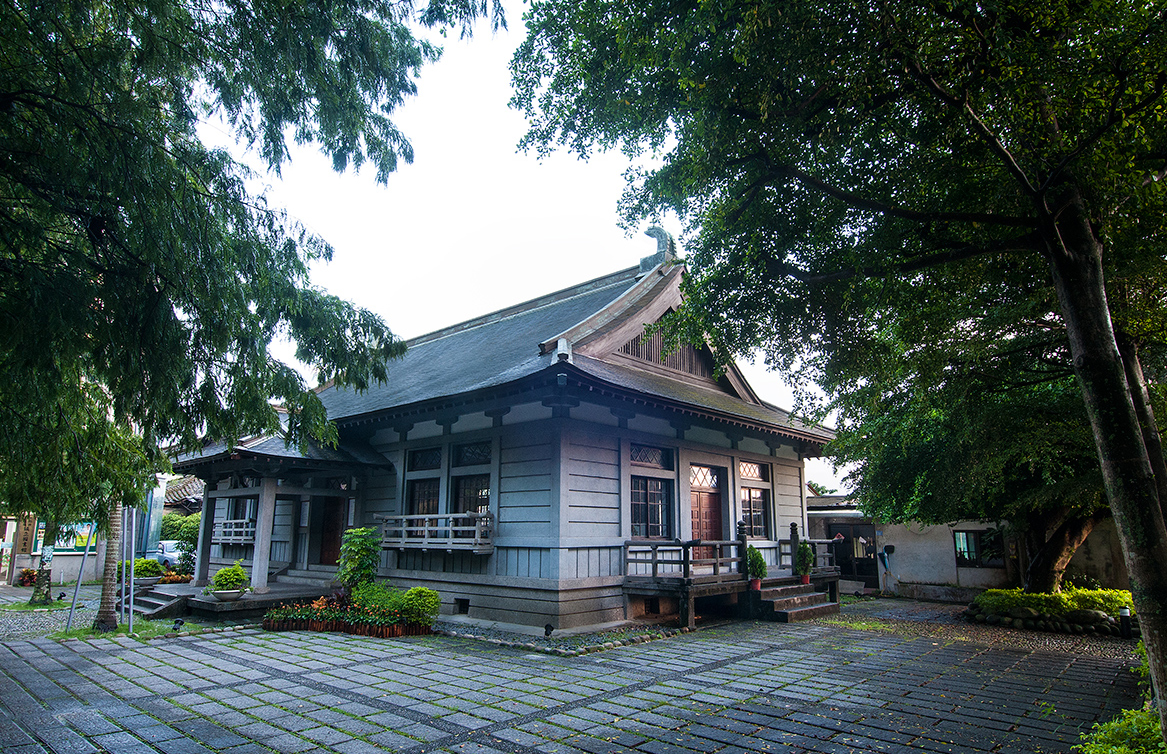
953,529 -> 1005,568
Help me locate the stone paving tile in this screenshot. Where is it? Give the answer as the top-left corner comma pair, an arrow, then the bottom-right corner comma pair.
0,620 -> 1143,754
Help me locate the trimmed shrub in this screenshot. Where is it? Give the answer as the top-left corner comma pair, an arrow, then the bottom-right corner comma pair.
117,558 -> 163,578
795,541 -> 814,576
1074,707 -> 1166,754
209,561 -> 249,591
337,527 -> 380,590
746,545 -> 767,580
975,588 -> 1134,619
400,587 -> 441,625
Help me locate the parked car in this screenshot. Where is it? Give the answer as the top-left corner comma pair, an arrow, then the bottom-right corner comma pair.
155,540 -> 184,569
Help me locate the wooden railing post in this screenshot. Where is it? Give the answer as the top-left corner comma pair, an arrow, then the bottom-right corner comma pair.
737,522 -> 748,577
682,542 -> 692,579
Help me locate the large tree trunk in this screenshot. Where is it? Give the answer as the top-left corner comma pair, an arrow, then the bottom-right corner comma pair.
1023,509 -> 1108,594
1117,336 -> 1167,522
1046,187 -> 1167,740
29,519 -> 57,605
93,498 -> 121,632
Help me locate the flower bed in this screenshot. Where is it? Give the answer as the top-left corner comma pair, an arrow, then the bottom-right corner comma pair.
261,584 -> 439,638
963,587 -> 1140,639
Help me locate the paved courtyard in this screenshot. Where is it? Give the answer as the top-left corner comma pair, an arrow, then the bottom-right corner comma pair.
0,620 -> 1141,754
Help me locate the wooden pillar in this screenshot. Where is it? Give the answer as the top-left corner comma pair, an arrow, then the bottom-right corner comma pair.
194,486 -> 216,586
250,478 -> 278,593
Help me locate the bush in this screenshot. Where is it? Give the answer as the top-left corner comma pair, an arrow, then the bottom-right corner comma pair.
1074,707 -> 1166,754
795,541 -> 814,576
975,588 -> 1134,618
400,587 -> 440,625
209,561 -> 249,591
337,527 -> 380,590
117,558 -> 163,578
746,545 -> 767,580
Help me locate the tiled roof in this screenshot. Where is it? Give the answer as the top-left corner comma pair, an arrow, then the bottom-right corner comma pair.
164,475 -> 204,503
318,267 -> 641,420
316,260 -> 831,443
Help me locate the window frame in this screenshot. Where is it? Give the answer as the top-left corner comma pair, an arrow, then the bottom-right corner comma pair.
953,528 -> 1005,569
737,459 -> 773,540
631,475 -> 674,539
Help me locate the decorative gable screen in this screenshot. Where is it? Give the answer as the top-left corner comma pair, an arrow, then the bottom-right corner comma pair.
620,331 -> 715,378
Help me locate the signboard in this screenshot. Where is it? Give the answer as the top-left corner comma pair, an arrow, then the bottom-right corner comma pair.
29,521 -> 97,555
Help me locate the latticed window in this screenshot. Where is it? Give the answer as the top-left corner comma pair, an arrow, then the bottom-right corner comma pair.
690,465 -> 718,490
740,488 -> 770,538
631,443 -> 672,470
453,474 -> 490,514
738,461 -> 768,481
631,477 -> 672,538
408,448 -> 442,471
454,442 -> 491,467
407,478 -> 440,516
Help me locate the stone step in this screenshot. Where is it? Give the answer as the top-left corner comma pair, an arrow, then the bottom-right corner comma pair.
772,601 -> 841,623
759,583 -> 815,600
276,572 -> 336,587
766,592 -> 829,611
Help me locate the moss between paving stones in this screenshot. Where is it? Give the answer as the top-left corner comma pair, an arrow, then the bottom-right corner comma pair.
432,624 -> 696,656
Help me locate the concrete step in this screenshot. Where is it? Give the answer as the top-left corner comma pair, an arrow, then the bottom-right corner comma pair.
773,601 -> 840,623
276,571 -> 336,587
120,589 -> 188,620
766,592 -> 829,611
759,583 -> 814,600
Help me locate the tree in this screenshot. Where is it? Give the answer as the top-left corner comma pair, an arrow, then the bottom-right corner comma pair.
1,0 -> 500,453
0,363 -> 155,605
2,0 -> 500,624
512,0 -> 1167,735
835,376 -> 1110,593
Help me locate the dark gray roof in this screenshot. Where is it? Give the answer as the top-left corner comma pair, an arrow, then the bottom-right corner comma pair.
319,267 -> 642,419
570,356 -> 832,442
317,261 -> 831,444
175,433 -> 390,469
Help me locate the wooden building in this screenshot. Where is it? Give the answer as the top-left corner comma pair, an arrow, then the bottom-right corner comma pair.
177,233 -> 834,629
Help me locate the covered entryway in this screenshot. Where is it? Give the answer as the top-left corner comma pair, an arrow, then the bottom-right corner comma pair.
690,465 -> 723,559
828,522 -> 879,589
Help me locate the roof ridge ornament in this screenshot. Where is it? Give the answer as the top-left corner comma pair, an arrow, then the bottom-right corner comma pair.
640,226 -> 677,274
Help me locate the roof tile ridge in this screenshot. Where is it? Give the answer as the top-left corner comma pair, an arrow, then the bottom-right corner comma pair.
407,265 -> 640,348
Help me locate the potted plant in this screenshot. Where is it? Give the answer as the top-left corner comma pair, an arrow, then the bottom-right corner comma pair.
794,541 -> 814,585
746,545 -> 767,590
131,558 -> 164,586
204,560 -> 250,601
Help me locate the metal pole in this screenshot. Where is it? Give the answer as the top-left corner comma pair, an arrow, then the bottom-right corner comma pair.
65,525 -> 94,632
119,505 -> 127,624
128,507 -> 135,635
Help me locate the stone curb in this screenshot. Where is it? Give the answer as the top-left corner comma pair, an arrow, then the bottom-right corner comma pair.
430,625 -> 695,656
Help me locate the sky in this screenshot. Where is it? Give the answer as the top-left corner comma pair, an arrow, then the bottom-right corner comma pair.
207,9 -> 851,492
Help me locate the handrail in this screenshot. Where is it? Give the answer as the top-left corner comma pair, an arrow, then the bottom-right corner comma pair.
623,538 -> 746,582
374,511 -> 494,554
212,518 -> 257,544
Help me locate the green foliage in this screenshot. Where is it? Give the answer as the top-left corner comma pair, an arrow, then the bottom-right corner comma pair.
794,541 -> 814,576
161,512 -> 201,543
975,588 -> 1134,618
806,482 -> 837,497
0,0 -> 504,458
337,527 -> 381,589
210,561 -> 249,591
125,558 -> 163,578
400,587 -> 441,625
1074,707 -> 1166,754
746,545 -> 767,580
1135,640 -> 1151,696
269,583 -> 442,627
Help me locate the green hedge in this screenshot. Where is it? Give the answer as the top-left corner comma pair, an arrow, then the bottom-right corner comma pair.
117,558 -> 163,578
975,588 -> 1134,618
1074,707 -> 1166,754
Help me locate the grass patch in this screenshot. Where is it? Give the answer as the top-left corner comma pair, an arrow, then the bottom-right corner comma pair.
819,617 -> 893,631
50,617 -> 208,642
2,600 -> 73,612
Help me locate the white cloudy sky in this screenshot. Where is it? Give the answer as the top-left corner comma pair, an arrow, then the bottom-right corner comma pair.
208,9 -> 851,492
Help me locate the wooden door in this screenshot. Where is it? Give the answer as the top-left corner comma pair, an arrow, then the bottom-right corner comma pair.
690,490 -> 722,561
319,500 -> 345,566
